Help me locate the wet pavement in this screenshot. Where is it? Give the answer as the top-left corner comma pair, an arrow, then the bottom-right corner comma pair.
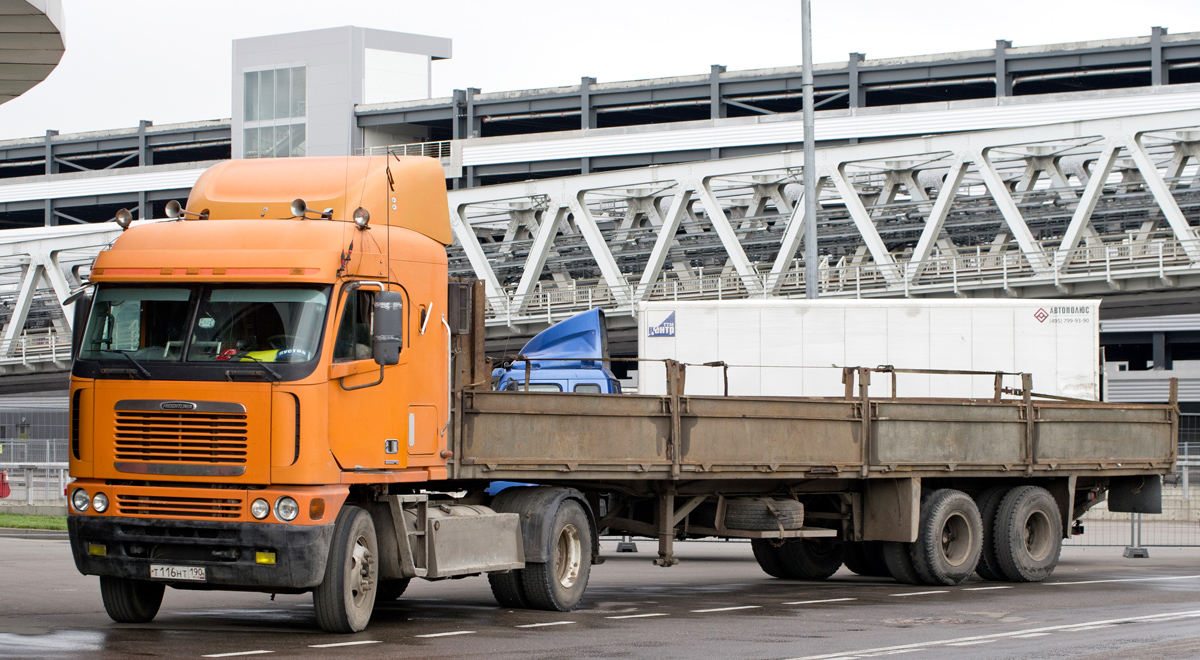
3,535 -> 1200,659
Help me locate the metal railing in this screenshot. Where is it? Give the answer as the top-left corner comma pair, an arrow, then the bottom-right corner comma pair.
479,233 -> 1200,326
359,141 -> 453,159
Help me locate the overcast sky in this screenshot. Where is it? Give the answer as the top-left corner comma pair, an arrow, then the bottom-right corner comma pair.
0,0 -> 1195,141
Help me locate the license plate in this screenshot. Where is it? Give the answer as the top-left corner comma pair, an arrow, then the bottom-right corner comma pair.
149,564 -> 207,582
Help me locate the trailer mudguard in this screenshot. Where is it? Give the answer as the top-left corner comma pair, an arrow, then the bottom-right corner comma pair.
1107,475 -> 1163,514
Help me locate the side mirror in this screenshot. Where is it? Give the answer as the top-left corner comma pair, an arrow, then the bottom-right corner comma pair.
373,291 -> 403,366
71,292 -> 93,359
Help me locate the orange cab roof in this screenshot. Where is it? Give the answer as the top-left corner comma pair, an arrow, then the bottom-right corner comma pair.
185,156 -> 452,245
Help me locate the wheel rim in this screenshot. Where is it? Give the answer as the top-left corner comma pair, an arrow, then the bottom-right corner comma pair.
940,512 -> 973,567
1023,510 -> 1054,561
349,534 -> 373,607
555,523 -> 583,589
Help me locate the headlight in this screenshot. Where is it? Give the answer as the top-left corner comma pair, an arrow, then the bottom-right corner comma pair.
71,488 -> 89,512
250,498 -> 270,520
91,492 -> 109,513
274,497 -> 299,522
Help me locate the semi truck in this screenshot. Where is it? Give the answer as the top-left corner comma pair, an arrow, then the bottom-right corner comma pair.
67,156 -> 1177,633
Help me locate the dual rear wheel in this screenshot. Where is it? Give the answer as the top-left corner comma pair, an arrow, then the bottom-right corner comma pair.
751,486 -> 1064,587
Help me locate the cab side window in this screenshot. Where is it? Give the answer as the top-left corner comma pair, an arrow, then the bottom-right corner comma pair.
333,290 -> 374,361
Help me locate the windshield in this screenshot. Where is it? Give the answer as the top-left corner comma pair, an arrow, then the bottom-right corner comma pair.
78,285 -> 330,364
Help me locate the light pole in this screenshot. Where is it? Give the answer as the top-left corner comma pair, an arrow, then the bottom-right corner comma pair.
802,0 -> 818,299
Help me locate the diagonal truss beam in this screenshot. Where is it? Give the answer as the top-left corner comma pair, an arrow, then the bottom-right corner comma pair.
636,188 -> 694,300
1127,132 -> 1200,262
1055,138 -> 1121,270
766,175 -> 825,293
906,155 -> 969,282
697,178 -> 764,295
831,164 -> 901,283
976,148 -> 1052,274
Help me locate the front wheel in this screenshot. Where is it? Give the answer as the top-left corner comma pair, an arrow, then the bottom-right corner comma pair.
313,505 -> 378,633
99,576 -> 164,623
521,499 -> 592,611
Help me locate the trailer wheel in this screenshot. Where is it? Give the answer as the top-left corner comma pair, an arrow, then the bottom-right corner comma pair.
973,486 -> 1009,581
521,499 -> 592,611
882,542 -> 922,585
375,578 -> 410,601
99,576 -> 164,623
994,486 -> 1062,582
910,489 -> 982,586
313,505 -> 378,633
488,570 -> 529,608
750,539 -> 791,578
777,538 -> 844,580
843,541 -> 890,577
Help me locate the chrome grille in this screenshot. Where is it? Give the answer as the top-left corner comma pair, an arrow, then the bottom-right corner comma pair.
116,493 -> 243,519
113,410 -> 248,465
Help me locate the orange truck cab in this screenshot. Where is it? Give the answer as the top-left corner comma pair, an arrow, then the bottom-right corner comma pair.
66,156 -> 560,632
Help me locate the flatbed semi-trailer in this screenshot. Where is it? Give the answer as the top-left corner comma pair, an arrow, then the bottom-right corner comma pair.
66,156 -> 1176,633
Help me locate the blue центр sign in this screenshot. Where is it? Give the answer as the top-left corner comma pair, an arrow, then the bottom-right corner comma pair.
648,311 -> 675,337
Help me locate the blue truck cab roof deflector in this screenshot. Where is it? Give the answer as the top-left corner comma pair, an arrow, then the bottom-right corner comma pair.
492,308 -> 620,392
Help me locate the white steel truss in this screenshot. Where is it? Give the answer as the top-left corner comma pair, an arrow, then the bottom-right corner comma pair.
446,109 -> 1200,327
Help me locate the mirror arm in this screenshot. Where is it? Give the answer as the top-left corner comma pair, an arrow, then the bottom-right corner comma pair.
339,365 -> 384,391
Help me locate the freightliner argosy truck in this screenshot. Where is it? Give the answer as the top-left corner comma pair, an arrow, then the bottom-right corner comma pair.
66,156 -> 1177,633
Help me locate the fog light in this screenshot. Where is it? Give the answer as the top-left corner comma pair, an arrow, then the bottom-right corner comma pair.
250,498 -> 270,520
87,543 -> 106,557
71,488 -> 89,512
255,551 -> 276,565
91,492 -> 108,513
274,496 -> 299,522
309,498 -> 325,521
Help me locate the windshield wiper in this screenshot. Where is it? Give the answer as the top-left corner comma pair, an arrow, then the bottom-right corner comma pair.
222,351 -> 282,382
113,350 -> 152,379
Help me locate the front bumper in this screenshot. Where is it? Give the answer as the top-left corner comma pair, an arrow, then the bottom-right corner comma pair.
69,515 -> 334,591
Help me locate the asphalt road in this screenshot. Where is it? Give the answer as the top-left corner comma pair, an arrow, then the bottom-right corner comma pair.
4,534 -> 1200,659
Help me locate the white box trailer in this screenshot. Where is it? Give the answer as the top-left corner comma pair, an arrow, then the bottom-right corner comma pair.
637,299 -> 1100,400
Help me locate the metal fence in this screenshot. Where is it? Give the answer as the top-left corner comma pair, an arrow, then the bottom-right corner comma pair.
0,462 -> 68,504
1065,414 -> 1200,547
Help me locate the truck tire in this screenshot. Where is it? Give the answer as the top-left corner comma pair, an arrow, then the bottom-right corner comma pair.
375,578 -> 410,602
313,505 -> 378,633
521,499 -> 592,611
910,489 -> 983,586
973,486 -> 1009,581
777,538 -> 844,580
994,486 -> 1062,582
488,570 -> 529,608
843,541 -> 890,577
99,576 -> 164,623
692,498 -> 804,531
750,539 -> 791,579
882,542 -> 922,585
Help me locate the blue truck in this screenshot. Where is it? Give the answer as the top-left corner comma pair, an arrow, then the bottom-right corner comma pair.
491,308 -> 621,394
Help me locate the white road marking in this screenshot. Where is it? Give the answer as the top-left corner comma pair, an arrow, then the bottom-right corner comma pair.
1067,624 -> 1117,631
783,598 -> 858,605
1046,574 -> 1200,586
947,640 -> 995,646
964,585 -> 1013,591
691,605 -> 762,613
201,653 -> 273,658
308,640 -> 382,648
414,631 -> 476,638
515,621 -> 575,628
781,607 -> 1200,660
1014,632 -> 1052,638
890,590 -> 948,597
607,613 -> 670,619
